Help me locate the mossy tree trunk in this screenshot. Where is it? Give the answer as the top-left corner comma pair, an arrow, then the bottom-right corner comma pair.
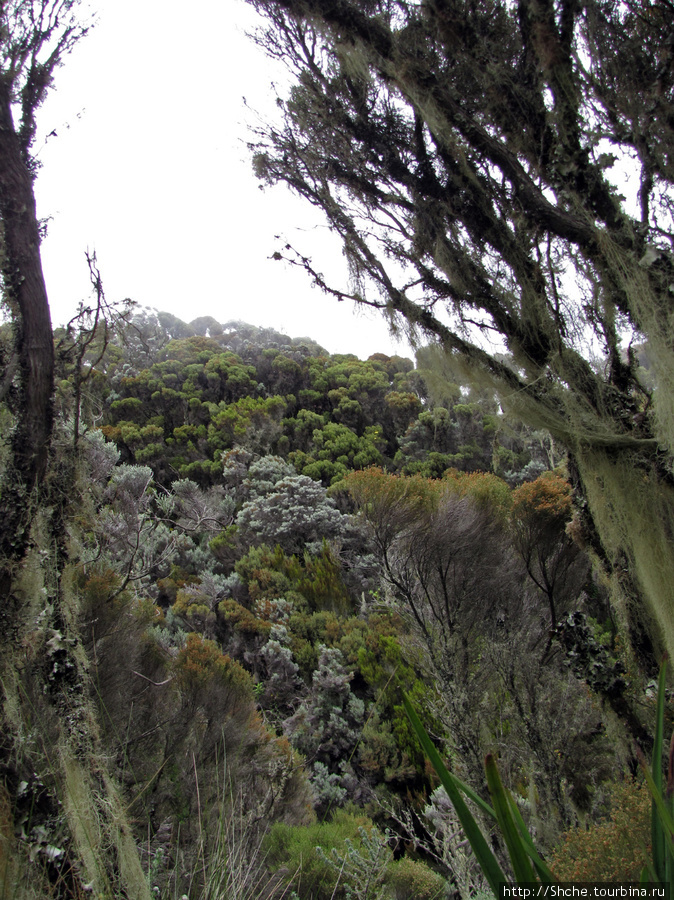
0,74 -> 54,585
0,4 -> 151,896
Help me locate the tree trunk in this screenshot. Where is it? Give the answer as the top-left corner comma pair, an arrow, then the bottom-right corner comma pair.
0,76 -> 54,574
0,75 -> 152,899
574,448 -> 674,665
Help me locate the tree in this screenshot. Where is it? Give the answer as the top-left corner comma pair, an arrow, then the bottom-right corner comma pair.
510,471 -> 588,630
0,0 -> 91,572
346,469 -> 517,669
246,0 -> 674,660
285,645 -> 365,814
235,472 -> 355,555
0,6 -> 158,896
345,467 -> 617,821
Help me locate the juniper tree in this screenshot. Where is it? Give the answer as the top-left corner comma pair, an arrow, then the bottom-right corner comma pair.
246,0 -> 674,660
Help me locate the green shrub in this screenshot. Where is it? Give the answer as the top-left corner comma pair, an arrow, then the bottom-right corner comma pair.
263,809 -> 381,900
386,856 -> 447,900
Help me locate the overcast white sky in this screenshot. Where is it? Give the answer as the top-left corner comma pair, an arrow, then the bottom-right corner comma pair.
35,0 -> 413,359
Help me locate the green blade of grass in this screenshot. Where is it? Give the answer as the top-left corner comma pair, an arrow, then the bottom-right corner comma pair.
506,793 -> 556,883
639,750 -> 674,842
640,864 -> 655,884
402,692 -> 507,897
485,754 -> 536,884
652,658 -> 668,881
449,771 -> 498,821
666,733 -> 674,891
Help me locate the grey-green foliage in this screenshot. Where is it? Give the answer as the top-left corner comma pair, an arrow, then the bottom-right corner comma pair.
310,760 -> 349,809
504,459 -> 546,487
316,825 -> 393,900
97,464 -> 248,595
164,478 -> 237,576
222,446 -> 255,498
287,646 -> 365,761
235,473 -> 352,555
244,454 -> 297,499
105,463 -> 154,515
170,478 -> 235,533
97,465 -> 236,591
146,606 -> 189,652
96,464 -> 178,588
81,430 -> 121,484
423,787 -> 489,900
98,468 -> 239,585
285,646 -> 365,810
222,449 -> 296,504
260,628 -> 303,712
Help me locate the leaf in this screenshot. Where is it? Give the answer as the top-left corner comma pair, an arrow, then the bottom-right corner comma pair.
640,751 -> 674,844
505,793 -> 556,883
485,754 -> 536,884
448,770 -> 498,822
652,657 -> 668,881
402,692 -> 506,896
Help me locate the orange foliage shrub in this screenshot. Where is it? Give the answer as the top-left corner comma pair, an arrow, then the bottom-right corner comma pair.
78,567 -> 121,603
511,471 -> 573,525
550,780 -> 650,881
171,588 -> 216,634
443,468 -> 512,518
217,598 -> 272,636
175,632 -> 253,698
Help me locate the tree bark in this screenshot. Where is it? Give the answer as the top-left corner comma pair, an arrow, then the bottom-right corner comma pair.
0,75 -> 54,570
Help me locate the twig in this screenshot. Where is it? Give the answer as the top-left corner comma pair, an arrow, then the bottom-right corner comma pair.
131,671 -> 174,687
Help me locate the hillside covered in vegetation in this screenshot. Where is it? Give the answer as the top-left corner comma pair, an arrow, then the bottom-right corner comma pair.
2,0 -> 674,894
0,307 -> 659,897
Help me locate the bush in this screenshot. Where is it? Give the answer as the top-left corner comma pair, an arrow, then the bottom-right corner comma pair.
263,809 -> 381,900
386,856 -> 447,900
550,779 -> 650,881
174,633 -> 254,704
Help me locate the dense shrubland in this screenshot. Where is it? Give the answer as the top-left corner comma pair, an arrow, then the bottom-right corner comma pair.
3,0 -> 674,891
81,311 -> 549,487
0,308 -> 662,896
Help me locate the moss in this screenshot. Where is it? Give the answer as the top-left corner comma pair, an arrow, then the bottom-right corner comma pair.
577,449 -> 674,661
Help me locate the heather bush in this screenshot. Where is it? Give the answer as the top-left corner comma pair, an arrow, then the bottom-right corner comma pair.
550,780 -> 650,882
